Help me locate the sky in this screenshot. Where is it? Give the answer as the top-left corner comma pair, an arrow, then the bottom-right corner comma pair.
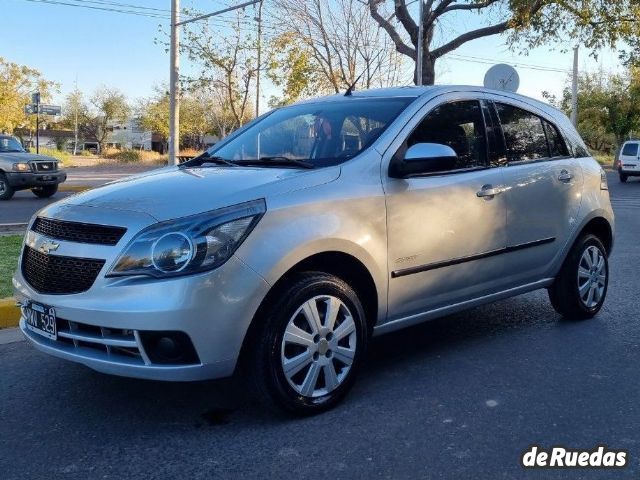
1,0 -> 625,113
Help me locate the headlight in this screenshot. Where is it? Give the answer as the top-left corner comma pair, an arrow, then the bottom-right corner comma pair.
12,163 -> 30,172
57,161 -> 65,169
107,199 -> 266,278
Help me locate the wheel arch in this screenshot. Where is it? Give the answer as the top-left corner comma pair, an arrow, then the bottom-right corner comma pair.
577,216 -> 613,255
237,251 -> 380,370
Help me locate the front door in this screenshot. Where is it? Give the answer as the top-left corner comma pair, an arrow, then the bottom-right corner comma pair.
383,97 -> 507,322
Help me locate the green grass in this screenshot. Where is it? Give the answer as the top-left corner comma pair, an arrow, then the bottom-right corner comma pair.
0,236 -> 22,298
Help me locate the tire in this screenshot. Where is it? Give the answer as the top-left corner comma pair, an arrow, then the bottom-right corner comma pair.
31,184 -> 58,198
0,173 -> 14,200
548,234 -> 609,320
249,272 -> 369,415
619,172 -> 628,182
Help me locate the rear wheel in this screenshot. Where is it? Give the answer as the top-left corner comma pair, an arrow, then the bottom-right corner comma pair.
249,272 -> 368,415
31,184 -> 58,198
548,234 -> 608,320
0,173 -> 14,200
619,172 -> 628,183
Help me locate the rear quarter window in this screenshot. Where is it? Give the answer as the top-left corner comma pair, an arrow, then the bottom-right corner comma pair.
622,143 -> 639,156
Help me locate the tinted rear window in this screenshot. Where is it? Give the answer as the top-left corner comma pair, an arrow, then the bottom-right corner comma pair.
622,143 -> 638,156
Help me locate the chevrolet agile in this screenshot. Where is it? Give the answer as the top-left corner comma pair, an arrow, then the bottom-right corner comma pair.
14,86 -> 614,414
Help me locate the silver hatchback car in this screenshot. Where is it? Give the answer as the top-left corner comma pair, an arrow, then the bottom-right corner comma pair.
14,86 -> 614,414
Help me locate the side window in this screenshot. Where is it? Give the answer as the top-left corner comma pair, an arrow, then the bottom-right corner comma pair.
407,100 -> 487,170
495,103 -> 548,163
543,120 -> 569,158
622,142 -> 639,156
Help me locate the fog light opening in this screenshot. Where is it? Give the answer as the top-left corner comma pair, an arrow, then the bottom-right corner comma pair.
140,331 -> 200,365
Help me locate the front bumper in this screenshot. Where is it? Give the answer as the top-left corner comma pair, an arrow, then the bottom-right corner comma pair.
14,254 -> 270,382
6,171 -> 67,188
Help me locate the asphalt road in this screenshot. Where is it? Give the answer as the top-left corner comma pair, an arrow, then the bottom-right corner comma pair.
0,167 -> 151,226
1,172 -> 639,479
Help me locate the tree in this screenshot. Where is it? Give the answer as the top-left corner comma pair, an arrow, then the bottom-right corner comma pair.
0,57 -> 57,133
85,87 -> 130,152
546,68 -> 640,163
368,0 -> 640,85
271,0 -> 407,95
60,88 -> 89,154
139,87 -> 170,152
181,13 -> 256,129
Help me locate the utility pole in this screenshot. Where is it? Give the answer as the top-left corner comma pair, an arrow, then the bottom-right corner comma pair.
571,45 -> 579,126
168,0 -> 261,166
169,0 -> 180,166
73,76 -> 79,156
33,92 -> 41,154
416,0 -> 424,86
255,0 -> 264,117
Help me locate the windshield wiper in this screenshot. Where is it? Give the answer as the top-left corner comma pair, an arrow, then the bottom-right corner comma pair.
237,156 -> 315,169
180,152 -> 237,168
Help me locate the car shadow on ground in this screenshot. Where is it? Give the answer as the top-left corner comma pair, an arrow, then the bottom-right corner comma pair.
26,289 -> 571,429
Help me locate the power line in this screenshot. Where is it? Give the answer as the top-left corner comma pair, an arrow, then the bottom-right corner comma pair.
19,0 -> 169,19
69,0 -> 170,13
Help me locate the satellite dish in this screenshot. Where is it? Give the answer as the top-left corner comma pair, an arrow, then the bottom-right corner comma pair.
484,64 -> 520,92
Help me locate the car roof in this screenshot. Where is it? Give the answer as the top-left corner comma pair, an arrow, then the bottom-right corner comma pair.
295,85 -> 562,117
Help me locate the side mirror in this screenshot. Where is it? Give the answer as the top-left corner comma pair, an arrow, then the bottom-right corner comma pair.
392,143 -> 458,178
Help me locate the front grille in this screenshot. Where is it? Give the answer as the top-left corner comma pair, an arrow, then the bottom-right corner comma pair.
32,217 -> 127,245
56,319 -> 145,363
22,246 -> 105,295
32,161 -> 57,172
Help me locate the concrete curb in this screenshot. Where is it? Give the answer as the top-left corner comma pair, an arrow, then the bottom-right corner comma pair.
0,298 -> 20,329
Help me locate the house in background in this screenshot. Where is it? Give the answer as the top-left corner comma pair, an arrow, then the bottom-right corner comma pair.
14,128 -> 98,153
105,118 -> 153,151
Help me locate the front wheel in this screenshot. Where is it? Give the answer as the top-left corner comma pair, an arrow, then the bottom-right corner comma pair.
250,272 -> 368,415
548,234 -> 609,320
31,184 -> 58,198
619,172 -> 628,183
0,173 -> 15,200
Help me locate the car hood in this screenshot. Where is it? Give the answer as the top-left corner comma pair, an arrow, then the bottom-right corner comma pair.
55,165 -> 340,221
0,152 -> 58,163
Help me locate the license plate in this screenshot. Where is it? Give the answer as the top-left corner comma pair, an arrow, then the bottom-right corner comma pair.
24,302 -> 57,340
41,175 -> 53,181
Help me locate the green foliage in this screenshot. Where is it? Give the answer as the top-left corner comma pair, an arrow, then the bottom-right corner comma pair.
267,32 -> 330,107
0,57 -> 57,134
547,68 -> 640,155
0,236 -> 22,298
87,87 -> 131,151
38,147 -> 72,163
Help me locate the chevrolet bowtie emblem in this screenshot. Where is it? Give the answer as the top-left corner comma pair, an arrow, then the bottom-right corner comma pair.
39,241 -> 60,254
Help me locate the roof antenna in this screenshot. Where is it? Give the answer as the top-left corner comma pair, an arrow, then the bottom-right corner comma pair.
344,70 -> 367,97
344,52 -> 382,96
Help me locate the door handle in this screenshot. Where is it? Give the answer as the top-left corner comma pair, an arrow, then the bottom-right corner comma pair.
558,169 -> 573,183
476,185 -> 504,199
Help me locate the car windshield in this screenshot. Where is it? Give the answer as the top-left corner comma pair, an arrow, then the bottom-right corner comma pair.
0,137 -> 25,153
209,97 -> 415,168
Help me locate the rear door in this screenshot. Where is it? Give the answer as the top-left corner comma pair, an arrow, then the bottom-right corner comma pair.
492,100 -> 583,285
619,142 -> 640,172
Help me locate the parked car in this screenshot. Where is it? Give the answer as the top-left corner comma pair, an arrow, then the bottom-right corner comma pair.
14,86 -> 614,414
617,140 -> 640,182
0,135 -> 67,200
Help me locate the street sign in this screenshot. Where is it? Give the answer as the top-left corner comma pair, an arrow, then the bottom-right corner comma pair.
24,104 -> 61,116
32,92 -> 41,105
39,105 -> 62,116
